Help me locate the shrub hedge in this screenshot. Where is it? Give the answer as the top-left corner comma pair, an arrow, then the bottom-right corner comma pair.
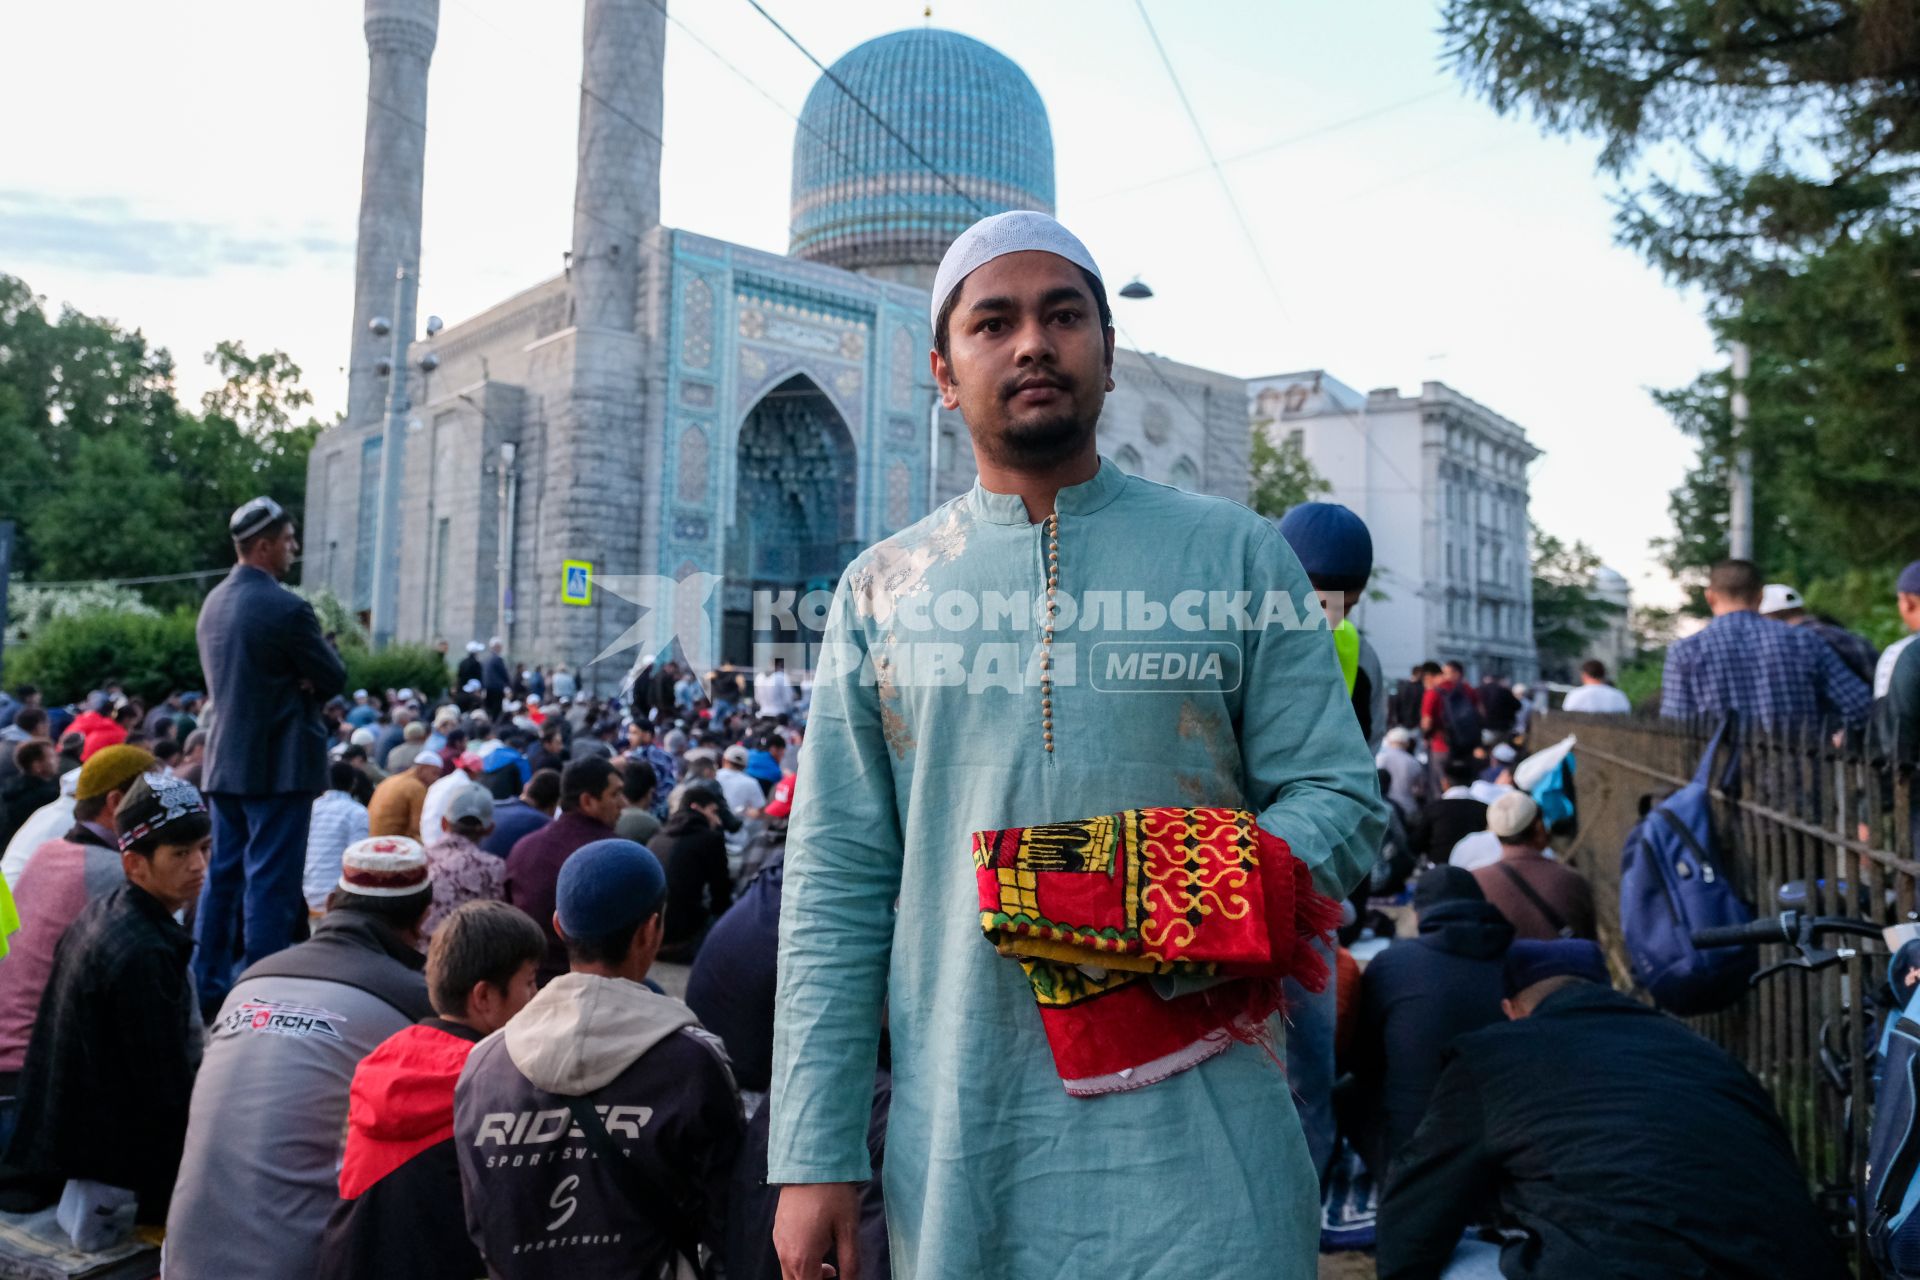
7,607 -> 448,707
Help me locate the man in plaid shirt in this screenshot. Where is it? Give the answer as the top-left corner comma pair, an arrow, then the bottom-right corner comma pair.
1661,560 -> 1872,730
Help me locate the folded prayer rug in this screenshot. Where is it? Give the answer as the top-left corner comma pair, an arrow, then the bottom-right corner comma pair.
973,806 -> 1340,1096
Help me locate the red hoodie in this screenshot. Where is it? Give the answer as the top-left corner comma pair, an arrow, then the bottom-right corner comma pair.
337,1020 -> 479,1199
68,711 -> 126,761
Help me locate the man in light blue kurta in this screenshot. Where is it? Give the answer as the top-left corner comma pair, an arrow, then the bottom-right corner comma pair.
769,212 -> 1385,1278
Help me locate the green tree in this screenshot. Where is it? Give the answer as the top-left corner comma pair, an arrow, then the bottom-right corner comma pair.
0,276 -> 324,604
1246,422 -> 1332,519
1532,525 -> 1627,668
1443,2 -> 1920,607
1441,0 -> 1920,294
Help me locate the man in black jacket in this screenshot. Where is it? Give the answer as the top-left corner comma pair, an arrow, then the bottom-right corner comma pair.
1377,940 -> 1845,1280
649,777 -> 740,964
1349,866 -> 1512,1180
455,838 -> 742,1279
194,496 -> 349,1005
1407,753 -> 1487,866
2,774 -> 210,1226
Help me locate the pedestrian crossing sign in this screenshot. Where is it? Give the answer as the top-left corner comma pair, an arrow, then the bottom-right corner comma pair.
561,560 -> 593,606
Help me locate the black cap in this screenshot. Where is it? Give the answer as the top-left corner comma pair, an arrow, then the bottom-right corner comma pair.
677,777 -> 741,832
230,496 -> 288,543
1502,939 -> 1608,998
1412,864 -> 1484,913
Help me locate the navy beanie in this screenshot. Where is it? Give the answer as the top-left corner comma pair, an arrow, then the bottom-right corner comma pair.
1899,560 -> 1920,597
556,839 -> 667,939
1277,502 -> 1373,592
1502,938 -> 1608,998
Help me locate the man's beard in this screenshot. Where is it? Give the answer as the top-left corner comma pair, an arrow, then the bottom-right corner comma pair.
972,372 -> 1101,469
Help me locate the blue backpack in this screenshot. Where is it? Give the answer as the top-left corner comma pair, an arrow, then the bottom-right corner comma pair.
1871,939 -> 1920,1276
1619,717 -> 1757,1015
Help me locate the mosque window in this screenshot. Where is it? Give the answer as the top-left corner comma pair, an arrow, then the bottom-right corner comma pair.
1168,456 -> 1199,491
1113,444 -> 1142,475
678,424 -> 710,504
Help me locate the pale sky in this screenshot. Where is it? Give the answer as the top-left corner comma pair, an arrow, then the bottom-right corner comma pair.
3,0 -> 1717,606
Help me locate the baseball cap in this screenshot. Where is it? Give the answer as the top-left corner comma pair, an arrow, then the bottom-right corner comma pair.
764,774 -> 796,819
1759,583 -> 1804,616
412,749 -> 446,771
445,783 -> 495,828
555,839 -> 667,939
1487,790 -> 1542,839
1384,726 -> 1413,748
228,495 -> 288,543
722,744 -> 749,766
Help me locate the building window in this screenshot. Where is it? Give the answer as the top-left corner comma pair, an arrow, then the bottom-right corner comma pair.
1114,444 -> 1142,475
939,427 -> 958,474
1168,456 -> 1199,491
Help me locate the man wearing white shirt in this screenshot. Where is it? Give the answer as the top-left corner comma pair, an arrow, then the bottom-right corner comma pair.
754,657 -> 795,717
715,743 -> 767,870
420,759 -> 477,853
1561,660 -> 1632,714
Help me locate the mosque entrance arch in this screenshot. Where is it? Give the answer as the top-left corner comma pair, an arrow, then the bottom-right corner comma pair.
723,374 -> 860,666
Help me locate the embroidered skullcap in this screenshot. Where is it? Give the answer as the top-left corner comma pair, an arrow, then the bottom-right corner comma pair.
116,772 -> 209,851
75,744 -> 157,801
338,835 -> 429,897
228,495 -> 287,543
930,210 -> 1102,331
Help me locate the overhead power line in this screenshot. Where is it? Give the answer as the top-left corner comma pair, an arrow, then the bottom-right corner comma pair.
1131,0 -> 1291,329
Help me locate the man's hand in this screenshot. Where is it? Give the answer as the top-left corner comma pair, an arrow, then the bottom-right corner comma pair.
774,1182 -> 861,1280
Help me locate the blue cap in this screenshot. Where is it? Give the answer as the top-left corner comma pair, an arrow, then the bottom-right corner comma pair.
1502,938 -> 1608,997
555,839 -> 667,939
480,746 -> 523,774
1899,560 -> 1920,597
1277,502 -> 1373,592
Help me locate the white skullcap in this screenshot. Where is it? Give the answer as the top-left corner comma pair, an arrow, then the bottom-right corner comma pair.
1488,790 -> 1542,840
930,210 -> 1103,331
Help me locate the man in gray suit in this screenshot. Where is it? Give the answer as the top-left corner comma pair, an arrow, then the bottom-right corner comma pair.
193,497 -> 347,1006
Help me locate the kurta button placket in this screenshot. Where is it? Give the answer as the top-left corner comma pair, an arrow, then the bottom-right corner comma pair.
1040,512 -> 1059,753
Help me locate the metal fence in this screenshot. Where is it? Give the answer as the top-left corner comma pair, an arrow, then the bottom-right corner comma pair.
1536,710 -> 1918,1277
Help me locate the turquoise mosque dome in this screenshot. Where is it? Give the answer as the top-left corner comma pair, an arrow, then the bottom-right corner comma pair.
788,28 -> 1055,285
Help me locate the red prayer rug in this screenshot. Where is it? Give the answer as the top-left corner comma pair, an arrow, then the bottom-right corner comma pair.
973,806 -> 1340,1096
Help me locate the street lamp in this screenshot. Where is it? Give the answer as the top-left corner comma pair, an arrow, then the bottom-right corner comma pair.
1118,278 -> 1154,300
367,268 -> 439,650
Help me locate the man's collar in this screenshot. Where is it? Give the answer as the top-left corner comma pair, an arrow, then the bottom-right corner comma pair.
966,455 -> 1128,526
